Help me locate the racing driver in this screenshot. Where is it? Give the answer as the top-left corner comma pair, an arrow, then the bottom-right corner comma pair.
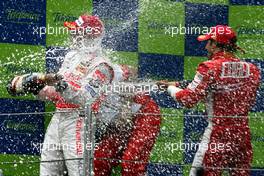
158,25 -> 261,176
7,14 -> 131,175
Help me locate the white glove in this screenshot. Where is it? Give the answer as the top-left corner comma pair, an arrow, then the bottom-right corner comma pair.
167,85 -> 182,98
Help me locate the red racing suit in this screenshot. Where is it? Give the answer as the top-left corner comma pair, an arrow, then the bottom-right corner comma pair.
93,93 -> 161,176
168,51 -> 260,176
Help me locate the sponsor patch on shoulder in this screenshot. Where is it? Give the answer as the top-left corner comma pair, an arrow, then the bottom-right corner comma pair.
193,72 -> 203,83
187,72 -> 204,91
187,81 -> 199,91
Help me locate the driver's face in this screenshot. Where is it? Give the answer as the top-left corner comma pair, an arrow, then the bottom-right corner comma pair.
205,40 -> 213,53
205,40 -> 216,58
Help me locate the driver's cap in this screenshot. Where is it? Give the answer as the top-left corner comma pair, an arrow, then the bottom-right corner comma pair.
64,14 -> 104,36
197,25 -> 236,44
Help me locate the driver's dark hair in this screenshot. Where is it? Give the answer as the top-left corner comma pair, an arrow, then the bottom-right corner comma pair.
209,38 -> 238,53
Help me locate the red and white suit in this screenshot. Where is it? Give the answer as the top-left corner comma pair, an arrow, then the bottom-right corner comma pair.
168,51 -> 260,176
58,59 -> 161,175
39,46 -> 161,175
38,47 -> 130,176
93,93 -> 161,176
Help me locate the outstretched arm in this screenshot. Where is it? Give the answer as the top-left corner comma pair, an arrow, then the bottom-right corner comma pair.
6,73 -> 62,96
167,63 -> 212,108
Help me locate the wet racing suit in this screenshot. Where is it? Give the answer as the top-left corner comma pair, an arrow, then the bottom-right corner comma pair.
58,68 -> 161,176
93,92 -> 160,176
167,51 -> 260,176
38,48 -> 130,176
40,48 -> 160,176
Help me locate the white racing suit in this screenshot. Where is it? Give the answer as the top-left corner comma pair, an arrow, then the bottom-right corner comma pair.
38,47 -> 130,176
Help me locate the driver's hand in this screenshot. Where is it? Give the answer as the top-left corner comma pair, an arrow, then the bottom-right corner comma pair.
156,80 -> 169,89
44,74 -> 64,86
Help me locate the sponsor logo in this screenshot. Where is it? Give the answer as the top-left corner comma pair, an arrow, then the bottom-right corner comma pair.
84,85 -> 97,97
237,27 -> 264,35
4,120 -> 37,133
64,72 -> 81,82
193,72 -> 203,83
53,12 -> 77,23
4,9 -> 42,24
89,78 -> 101,89
1,0 -> 46,45
251,134 -> 264,142
187,72 -> 203,91
75,16 -> 84,26
76,118 -> 83,155
221,62 -> 250,78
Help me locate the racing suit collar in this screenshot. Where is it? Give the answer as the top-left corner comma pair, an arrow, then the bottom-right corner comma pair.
210,51 -> 236,60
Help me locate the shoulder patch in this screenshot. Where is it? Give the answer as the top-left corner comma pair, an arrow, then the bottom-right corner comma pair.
187,72 -> 204,91
194,72 -> 203,83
